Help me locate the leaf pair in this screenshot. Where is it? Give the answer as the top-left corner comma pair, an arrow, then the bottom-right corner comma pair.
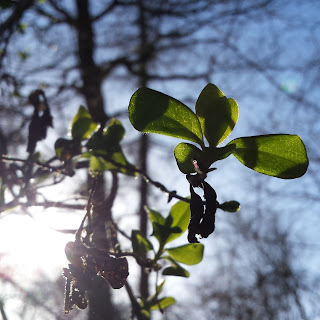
145,201 -> 204,273
128,84 -> 309,179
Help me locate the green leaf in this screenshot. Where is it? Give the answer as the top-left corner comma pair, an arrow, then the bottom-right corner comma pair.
71,106 -> 98,140
54,138 -> 81,162
131,230 -> 153,258
147,207 -> 166,226
166,243 -> 204,265
129,87 -> 204,146
86,118 -> 125,153
149,297 -> 176,311
174,143 -> 204,174
228,134 -> 309,179
152,223 -> 182,247
219,201 -> 240,212
156,280 -> 165,295
165,200 -> 191,244
196,84 -> 238,146
89,147 -> 134,175
162,259 -> 190,278
174,143 -> 236,174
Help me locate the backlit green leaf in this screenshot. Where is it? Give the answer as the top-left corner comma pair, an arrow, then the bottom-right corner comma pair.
196,84 -> 238,146
71,106 -> 98,140
228,134 -> 309,179
131,230 -> 153,258
129,87 -> 204,146
86,118 -> 125,153
174,143 -> 204,174
152,223 -> 181,247
174,143 -> 236,174
167,243 -> 204,265
89,146 -> 134,175
162,260 -> 190,278
147,207 -> 166,226
54,138 -> 81,162
165,200 -> 191,244
149,297 -> 176,311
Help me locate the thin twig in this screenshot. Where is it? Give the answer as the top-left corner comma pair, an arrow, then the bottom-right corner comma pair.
125,281 -> 145,320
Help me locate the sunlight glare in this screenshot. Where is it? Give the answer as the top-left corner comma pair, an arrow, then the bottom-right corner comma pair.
0,208 -> 81,283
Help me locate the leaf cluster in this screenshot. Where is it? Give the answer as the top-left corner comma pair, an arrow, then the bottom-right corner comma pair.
129,83 -> 308,179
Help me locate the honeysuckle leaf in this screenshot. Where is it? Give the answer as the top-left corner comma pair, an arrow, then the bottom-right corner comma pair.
71,106 -> 98,140
152,223 -> 182,247
195,83 -> 238,147
219,201 -> 241,212
174,143 -> 205,174
146,203 -> 190,245
165,200 -> 191,244
55,138 -> 81,162
147,207 -> 166,226
162,259 -> 190,278
131,230 -> 153,258
166,243 -> 204,265
228,134 -> 309,179
86,118 -> 125,153
89,146 -> 134,175
129,87 -> 204,146
149,297 -> 176,311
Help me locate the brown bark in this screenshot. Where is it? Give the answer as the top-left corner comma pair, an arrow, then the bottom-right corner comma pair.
74,1 -> 116,319
75,0 -> 108,125
137,0 -> 151,299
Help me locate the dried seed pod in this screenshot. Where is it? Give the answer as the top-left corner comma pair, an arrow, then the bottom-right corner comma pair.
199,182 -> 217,238
188,184 -> 204,243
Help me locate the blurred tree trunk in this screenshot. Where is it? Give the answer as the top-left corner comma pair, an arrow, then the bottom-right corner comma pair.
136,0 -> 152,299
74,1 -> 116,319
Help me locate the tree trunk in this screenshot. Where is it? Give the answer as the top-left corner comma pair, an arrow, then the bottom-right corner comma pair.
137,0 -> 151,300
75,0 -> 108,125
75,1 -> 116,319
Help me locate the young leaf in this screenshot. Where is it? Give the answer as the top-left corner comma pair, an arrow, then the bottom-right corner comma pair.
228,134 -> 309,179
71,106 -> 98,140
86,118 -> 125,153
156,280 -> 165,295
152,223 -> 182,247
196,84 -> 238,147
165,200 -> 191,244
166,243 -> 204,265
219,201 -> 240,212
149,297 -> 176,311
162,260 -> 190,278
147,207 -> 166,226
89,147 -> 134,175
131,230 -> 153,258
55,138 -> 81,162
129,87 -> 204,146
174,143 -> 205,174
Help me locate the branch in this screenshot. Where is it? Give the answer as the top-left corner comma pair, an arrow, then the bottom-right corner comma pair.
125,281 -> 145,320
0,199 -> 85,215
91,0 -> 118,22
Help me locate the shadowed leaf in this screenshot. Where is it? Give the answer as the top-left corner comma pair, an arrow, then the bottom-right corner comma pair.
228,134 -> 309,179
196,84 -> 238,147
129,87 -> 204,146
